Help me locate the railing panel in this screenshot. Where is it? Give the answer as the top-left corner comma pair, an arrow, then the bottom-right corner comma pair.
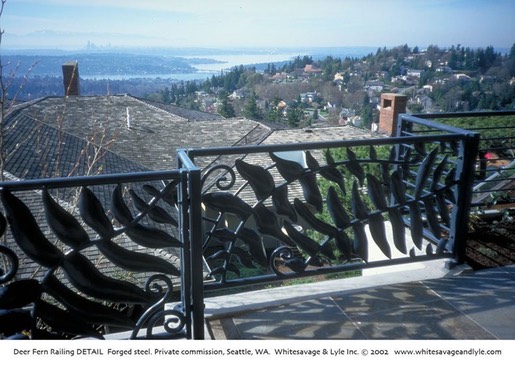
400,112 -> 514,262
410,111 -> 515,209
0,170 -> 192,339
186,131 -> 477,291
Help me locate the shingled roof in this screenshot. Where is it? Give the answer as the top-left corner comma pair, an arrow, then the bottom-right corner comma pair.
11,94 -> 273,173
1,94 -> 277,291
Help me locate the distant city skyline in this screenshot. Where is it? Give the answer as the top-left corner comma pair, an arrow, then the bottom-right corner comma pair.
2,0 -> 514,51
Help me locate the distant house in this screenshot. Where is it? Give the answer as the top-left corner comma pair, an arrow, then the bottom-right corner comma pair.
454,73 -> 472,81
304,64 -> 322,74
422,84 -> 433,92
229,88 -> 247,99
339,108 -> 356,125
195,90 -> 209,98
333,72 -> 344,82
415,94 -> 434,111
300,91 -> 318,103
277,100 -> 288,109
407,69 -> 423,78
270,72 -> 289,82
333,73 -> 345,91
365,80 -> 384,92
436,65 -> 453,73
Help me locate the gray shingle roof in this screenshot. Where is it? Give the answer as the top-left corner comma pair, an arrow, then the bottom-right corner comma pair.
1,94 -> 274,290
15,95 -> 273,171
4,107 -> 147,180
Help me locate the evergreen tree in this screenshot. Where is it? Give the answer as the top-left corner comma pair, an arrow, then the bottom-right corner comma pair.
286,104 -> 303,127
360,94 -> 372,128
218,93 -> 236,118
243,91 -> 263,121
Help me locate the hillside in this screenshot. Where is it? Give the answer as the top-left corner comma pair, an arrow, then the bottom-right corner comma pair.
5,44 -> 515,127
149,44 -> 515,128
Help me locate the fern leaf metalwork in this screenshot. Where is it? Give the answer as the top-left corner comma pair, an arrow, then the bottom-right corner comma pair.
197,138 -> 459,286
0,173 -> 184,340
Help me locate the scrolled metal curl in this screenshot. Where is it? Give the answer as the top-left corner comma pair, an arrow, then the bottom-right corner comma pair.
269,245 -> 307,277
144,274 -> 173,297
201,164 -> 236,191
0,244 -> 19,284
144,308 -> 186,338
131,274 -> 184,339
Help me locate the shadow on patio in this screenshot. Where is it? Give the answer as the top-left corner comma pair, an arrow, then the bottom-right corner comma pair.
205,263 -> 515,340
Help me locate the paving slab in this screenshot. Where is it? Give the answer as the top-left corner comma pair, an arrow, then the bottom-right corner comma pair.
422,266 -> 515,339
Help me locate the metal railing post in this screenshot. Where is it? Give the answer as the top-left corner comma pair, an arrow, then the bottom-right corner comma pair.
178,150 -> 205,339
188,166 -> 204,339
449,132 -> 480,265
177,169 -> 192,338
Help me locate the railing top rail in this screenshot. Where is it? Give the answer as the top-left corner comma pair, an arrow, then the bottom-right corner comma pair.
400,114 -> 483,136
0,170 -> 182,191
182,133 -> 468,158
415,110 -> 515,119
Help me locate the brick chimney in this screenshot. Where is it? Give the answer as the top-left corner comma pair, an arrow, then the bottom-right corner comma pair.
62,61 -> 80,96
378,93 -> 407,136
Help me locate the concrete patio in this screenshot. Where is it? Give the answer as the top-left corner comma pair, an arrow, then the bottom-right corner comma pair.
205,261 -> 515,339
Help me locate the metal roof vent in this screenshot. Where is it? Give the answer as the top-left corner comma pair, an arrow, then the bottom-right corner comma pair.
126,107 -> 132,130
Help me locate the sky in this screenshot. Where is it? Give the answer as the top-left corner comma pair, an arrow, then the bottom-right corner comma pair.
1,0 -> 514,51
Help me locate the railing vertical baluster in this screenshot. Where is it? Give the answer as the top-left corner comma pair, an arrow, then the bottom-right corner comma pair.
396,113 -> 409,138
178,149 -> 205,339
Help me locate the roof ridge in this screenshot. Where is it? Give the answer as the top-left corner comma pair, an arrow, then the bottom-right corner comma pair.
3,96 -> 50,120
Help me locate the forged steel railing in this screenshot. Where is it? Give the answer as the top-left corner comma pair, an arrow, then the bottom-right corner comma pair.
400,111 -> 514,260
0,164 -> 204,340
185,120 -> 479,293
1,114 -> 487,340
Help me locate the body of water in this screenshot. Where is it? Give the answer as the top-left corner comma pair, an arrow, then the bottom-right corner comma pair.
79,47 -> 378,81
80,52 -> 304,81
81,72 -> 216,81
